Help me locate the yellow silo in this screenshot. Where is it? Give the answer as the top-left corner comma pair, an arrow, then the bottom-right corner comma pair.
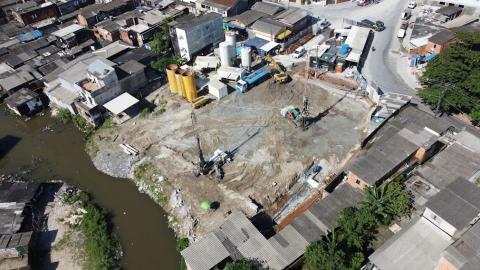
166,64 -> 178,93
182,70 -> 197,103
175,69 -> 185,98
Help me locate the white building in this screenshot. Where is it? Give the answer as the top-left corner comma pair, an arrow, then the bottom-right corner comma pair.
170,12 -> 224,61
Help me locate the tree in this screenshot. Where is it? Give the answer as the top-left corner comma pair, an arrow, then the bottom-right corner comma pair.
337,207 -> 376,249
304,231 -> 348,270
224,259 -> 262,270
362,181 -> 412,225
149,18 -> 173,55
418,31 -> 480,124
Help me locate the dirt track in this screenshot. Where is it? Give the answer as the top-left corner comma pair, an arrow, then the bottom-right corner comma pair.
91,77 -> 371,238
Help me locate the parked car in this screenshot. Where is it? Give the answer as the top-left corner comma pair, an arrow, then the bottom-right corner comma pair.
401,10 -> 412,20
397,22 -> 408,38
374,20 -> 385,31
407,1 -> 416,9
292,46 -> 306,58
359,19 -> 385,31
318,19 -> 331,31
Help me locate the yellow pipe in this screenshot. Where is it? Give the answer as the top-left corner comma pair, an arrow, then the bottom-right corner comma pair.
166,64 -> 178,93
182,70 -> 197,102
175,69 -> 185,98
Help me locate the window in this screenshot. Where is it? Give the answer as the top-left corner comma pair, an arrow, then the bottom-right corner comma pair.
433,215 -> 438,221
355,179 -> 361,185
433,44 -> 437,49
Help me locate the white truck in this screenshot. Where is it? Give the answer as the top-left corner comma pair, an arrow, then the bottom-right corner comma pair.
397,22 -> 408,38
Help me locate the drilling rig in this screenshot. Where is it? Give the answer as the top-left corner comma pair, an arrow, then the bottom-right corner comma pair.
191,111 -> 231,180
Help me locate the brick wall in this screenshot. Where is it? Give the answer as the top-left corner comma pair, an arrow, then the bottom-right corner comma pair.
346,171 -> 369,190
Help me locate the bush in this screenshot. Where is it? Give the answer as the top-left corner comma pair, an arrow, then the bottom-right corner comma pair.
224,259 -> 262,270
176,238 -> 189,270
139,107 -> 152,118
73,115 -> 95,138
57,109 -> 72,123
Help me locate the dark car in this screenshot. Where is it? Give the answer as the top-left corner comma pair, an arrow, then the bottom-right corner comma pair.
374,20 -> 385,31
359,19 -> 375,28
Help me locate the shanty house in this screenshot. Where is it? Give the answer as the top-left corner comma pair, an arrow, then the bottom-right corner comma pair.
94,20 -> 121,42
11,2 -> 60,25
273,7 -> 308,33
198,0 -> 248,17
103,92 -> 139,123
435,5 -> 463,22
50,23 -> 92,49
346,105 -> 452,189
4,88 -> 44,116
77,0 -> 133,27
425,30 -> 457,54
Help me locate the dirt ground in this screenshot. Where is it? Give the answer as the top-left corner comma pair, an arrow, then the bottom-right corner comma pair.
91,77 -> 372,238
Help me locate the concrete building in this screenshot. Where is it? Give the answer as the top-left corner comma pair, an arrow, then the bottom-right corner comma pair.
50,24 -> 92,49
369,217 -> 453,270
170,13 -> 224,61
346,105 -> 452,189
198,0 -> 248,17
438,221 -> 480,270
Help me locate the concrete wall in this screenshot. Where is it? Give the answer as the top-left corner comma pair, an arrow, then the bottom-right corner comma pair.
423,207 -> 457,237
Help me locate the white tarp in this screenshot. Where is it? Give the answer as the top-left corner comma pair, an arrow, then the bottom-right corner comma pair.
344,26 -> 370,63
103,92 -> 139,115
260,41 -> 280,53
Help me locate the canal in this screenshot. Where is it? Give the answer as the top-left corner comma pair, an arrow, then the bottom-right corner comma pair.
0,106 -> 180,269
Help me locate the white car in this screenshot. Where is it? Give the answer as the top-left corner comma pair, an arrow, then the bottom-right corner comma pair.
292,46 -> 306,58
397,28 -> 406,38
407,1 -> 416,9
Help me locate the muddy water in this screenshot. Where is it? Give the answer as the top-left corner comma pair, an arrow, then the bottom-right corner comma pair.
0,106 -> 179,269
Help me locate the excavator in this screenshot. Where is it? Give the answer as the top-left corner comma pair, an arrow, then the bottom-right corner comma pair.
263,54 -> 290,84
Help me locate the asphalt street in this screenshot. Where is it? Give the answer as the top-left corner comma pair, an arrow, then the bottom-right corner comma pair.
300,0 -> 415,95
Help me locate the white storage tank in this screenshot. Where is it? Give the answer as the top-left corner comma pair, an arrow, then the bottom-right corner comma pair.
219,41 -> 233,67
240,46 -> 252,70
225,31 -> 237,60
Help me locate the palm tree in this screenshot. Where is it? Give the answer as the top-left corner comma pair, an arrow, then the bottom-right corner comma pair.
304,230 -> 347,270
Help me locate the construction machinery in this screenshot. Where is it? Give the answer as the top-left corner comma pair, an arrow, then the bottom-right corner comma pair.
263,54 -> 290,84
280,97 -> 310,130
191,111 -> 231,179
234,67 -> 270,93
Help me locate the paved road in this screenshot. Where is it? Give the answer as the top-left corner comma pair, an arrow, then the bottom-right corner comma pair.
300,0 -> 415,95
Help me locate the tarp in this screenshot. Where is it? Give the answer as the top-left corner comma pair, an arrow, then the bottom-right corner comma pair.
103,93 -> 139,115
276,30 -> 292,40
425,53 -> 437,62
17,30 -> 43,42
339,44 -> 350,55
243,37 -> 269,50
260,41 -> 279,53
344,26 -> 370,63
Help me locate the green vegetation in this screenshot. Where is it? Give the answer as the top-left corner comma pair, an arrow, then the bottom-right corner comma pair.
62,190 -> 120,270
73,115 -> 95,138
101,116 -> 114,129
418,31 -> 480,124
224,259 -> 263,270
149,18 -> 187,73
57,109 -> 72,123
176,238 -> 189,270
133,162 -> 169,206
303,180 -> 413,270
139,107 -> 152,118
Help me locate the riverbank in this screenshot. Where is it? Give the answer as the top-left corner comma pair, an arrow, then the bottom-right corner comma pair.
30,183 -> 121,270
1,104 -> 181,269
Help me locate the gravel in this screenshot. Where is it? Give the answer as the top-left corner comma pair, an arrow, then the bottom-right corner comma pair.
92,147 -> 137,179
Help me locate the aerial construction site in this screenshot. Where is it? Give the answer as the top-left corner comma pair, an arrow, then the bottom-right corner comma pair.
88,30 -> 373,238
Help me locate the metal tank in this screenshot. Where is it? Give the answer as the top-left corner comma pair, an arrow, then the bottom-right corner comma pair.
182,70 -> 197,102
219,42 -> 233,67
240,46 -> 252,70
225,31 -> 236,61
166,64 -> 178,93
175,69 -> 185,98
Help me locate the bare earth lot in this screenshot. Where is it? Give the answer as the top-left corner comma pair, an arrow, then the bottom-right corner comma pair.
90,77 -> 371,238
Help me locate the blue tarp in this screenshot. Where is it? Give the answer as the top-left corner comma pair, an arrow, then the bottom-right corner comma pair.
425,53 -> 437,62
225,22 -> 245,31
17,30 -> 43,42
243,37 -> 269,50
339,44 -> 350,55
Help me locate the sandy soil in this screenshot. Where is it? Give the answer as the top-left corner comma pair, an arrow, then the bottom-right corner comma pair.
90,77 -> 372,239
